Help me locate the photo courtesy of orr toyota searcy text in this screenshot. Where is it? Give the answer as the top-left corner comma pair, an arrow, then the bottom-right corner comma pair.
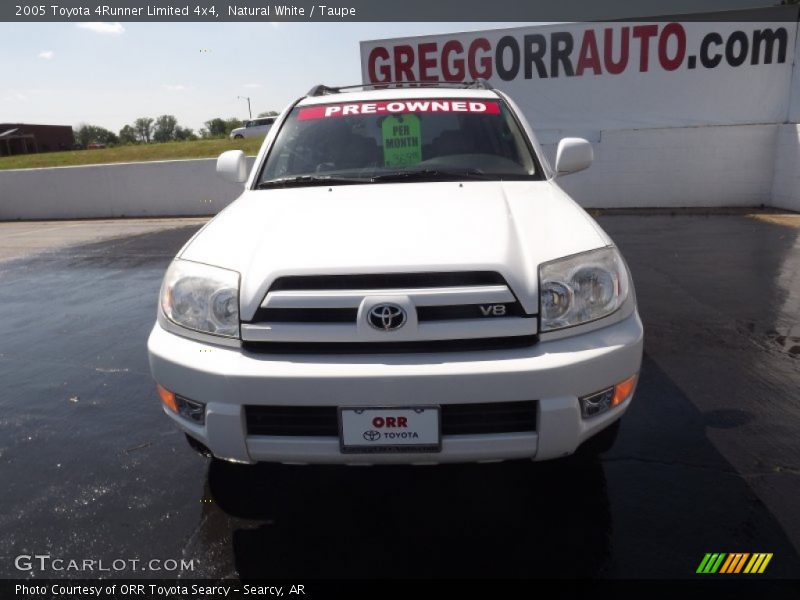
361,21 -> 796,130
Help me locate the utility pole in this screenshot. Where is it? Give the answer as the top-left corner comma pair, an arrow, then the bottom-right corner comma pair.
237,96 -> 252,119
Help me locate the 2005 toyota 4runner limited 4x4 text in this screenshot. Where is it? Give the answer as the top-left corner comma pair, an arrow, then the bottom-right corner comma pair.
147,81 -> 643,465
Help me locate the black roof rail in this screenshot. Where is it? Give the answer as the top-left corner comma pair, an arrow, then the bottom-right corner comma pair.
305,80 -> 494,97
306,84 -> 339,97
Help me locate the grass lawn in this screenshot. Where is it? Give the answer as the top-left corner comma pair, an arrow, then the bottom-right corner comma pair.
0,137 -> 264,170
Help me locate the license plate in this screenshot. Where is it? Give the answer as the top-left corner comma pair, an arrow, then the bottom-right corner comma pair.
338,406 -> 441,453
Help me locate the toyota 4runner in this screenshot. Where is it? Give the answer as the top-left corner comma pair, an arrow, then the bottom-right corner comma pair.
147,81 -> 644,465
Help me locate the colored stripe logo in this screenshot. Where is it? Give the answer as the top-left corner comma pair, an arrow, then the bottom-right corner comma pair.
696,553 -> 773,574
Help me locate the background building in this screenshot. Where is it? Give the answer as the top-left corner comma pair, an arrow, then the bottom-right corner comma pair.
0,123 -> 74,156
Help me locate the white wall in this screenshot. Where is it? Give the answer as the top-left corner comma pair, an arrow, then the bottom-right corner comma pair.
0,126 -> 782,218
771,124 -> 800,212
0,127 -> 790,218
542,124 -> 778,208
0,157 -> 254,220
788,23 -> 800,123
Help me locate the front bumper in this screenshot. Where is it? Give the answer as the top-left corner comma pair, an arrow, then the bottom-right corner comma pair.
147,311 -> 643,464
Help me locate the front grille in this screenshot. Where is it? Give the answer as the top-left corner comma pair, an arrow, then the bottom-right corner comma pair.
416,303 -> 527,320
246,406 -> 338,437
440,402 -> 537,435
245,400 -> 537,437
240,270 -> 538,347
269,271 -> 506,291
254,307 -> 357,323
251,303 -> 529,324
242,335 -> 537,354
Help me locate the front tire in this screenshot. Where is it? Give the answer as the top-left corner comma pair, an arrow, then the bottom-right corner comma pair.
233,134 -> 244,139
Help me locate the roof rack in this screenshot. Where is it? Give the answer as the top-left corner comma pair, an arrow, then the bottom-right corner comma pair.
306,79 -> 493,97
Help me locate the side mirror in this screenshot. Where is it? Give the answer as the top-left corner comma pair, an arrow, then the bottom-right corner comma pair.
216,150 -> 248,184
555,137 -> 593,176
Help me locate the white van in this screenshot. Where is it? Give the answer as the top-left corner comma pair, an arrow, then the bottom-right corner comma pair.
229,116 -> 276,139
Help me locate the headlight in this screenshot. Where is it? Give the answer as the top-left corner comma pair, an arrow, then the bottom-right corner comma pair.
160,259 -> 240,338
539,247 -> 629,332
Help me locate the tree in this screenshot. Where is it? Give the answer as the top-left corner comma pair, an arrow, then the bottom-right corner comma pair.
203,118 -> 227,138
134,117 -> 154,143
73,125 -> 89,147
174,126 -> 197,141
202,117 -> 244,138
224,117 -> 243,136
257,110 -> 278,117
74,124 -> 119,147
118,125 -> 137,145
153,114 -> 178,143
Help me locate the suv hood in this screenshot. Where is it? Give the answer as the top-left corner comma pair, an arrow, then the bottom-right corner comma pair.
180,181 -> 609,318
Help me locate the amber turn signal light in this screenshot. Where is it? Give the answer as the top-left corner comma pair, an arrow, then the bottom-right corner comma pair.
612,374 -> 638,407
157,384 -> 178,413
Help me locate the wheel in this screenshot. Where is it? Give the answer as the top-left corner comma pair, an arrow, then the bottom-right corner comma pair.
577,419 -> 621,457
233,134 -> 244,139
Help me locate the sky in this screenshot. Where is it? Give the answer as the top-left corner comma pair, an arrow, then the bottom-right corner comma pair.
0,21 -> 538,133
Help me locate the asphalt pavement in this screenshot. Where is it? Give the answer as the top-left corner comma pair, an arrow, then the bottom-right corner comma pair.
0,213 -> 798,580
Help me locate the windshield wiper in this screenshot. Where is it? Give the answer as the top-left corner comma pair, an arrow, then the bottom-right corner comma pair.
256,175 -> 373,189
369,168 -> 493,182
257,169 -> 498,188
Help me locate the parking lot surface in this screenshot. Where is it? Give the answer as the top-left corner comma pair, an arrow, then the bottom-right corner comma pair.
0,213 -> 799,579
0,218 -> 207,264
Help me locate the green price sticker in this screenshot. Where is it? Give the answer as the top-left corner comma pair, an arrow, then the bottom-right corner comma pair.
382,114 -> 422,167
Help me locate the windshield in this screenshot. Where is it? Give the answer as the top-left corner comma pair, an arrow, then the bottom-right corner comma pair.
257,98 -> 540,187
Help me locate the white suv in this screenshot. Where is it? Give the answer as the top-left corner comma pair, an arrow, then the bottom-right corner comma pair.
148,81 -> 643,465
229,116 -> 276,139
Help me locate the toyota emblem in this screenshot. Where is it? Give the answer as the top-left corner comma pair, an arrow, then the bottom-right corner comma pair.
363,430 -> 381,441
367,303 -> 407,332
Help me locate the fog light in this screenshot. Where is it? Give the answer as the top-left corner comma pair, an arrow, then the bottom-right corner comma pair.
580,387 -> 614,418
580,374 -> 638,418
157,384 -> 205,425
175,396 -> 206,425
